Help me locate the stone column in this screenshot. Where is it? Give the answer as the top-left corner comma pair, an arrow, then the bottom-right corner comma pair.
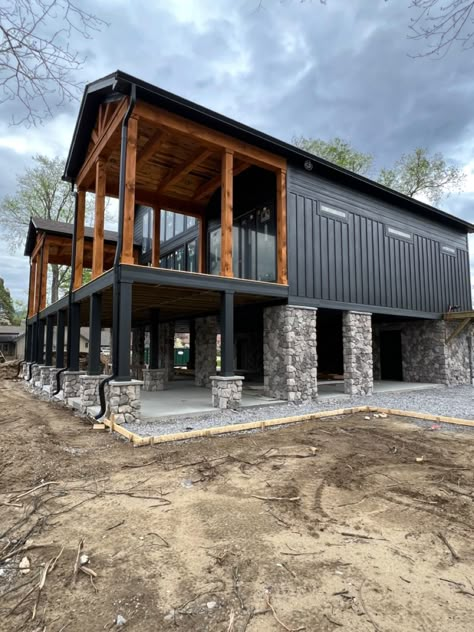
263,305 -> 318,402
159,322 -> 175,382
30,364 -> 44,391
106,379 -> 143,424
343,311 -> 373,396
39,365 -> 53,390
195,316 -> 217,387
142,368 -> 166,391
79,374 -> 107,412
62,370 -> 86,403
211,375 -> 244,409
49,367 -> 64,396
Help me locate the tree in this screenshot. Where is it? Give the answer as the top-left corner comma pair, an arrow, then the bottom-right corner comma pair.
0,154 -> 95,303
0,278 -> 17,324
293,135 -> 374,175
377,147 -> 465,205
409,1 -> 474,57
0,0 -> 107,126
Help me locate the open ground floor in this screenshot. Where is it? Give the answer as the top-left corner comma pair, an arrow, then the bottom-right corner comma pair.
1,380 -> 474,632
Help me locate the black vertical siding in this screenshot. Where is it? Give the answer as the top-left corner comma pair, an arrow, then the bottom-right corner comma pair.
287,167 -> 472,315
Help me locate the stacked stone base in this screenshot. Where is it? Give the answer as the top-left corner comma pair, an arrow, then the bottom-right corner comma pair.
79,374 -> 107,412
142,368 -> 166,391
211,376 -> 244,409
343,311 -> 373,396
106,380 -> 143,424
62,371 -> 86,402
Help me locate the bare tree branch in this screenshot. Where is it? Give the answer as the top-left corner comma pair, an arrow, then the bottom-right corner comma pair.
409,1 -> 474,57
0,0 -> 108,126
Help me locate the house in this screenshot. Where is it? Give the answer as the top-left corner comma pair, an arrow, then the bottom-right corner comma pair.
22,71 -> 474,422
0,324 -> 24,359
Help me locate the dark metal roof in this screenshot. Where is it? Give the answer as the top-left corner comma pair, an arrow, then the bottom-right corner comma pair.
63,70 -> 474,234
24,217 -> 137,256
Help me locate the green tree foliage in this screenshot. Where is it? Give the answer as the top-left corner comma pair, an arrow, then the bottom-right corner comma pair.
0,154 -> 95,304
293,136 -> 374,176
378,148 -> 466,205
0,278 -> 16,324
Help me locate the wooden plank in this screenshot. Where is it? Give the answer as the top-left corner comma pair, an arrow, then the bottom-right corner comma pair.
152,205 -> 161,267
73,189 -> 86,290
276,168 -> 288,285
444,310 -> 474,320
121,116 -> 138,264
136,129 -> 168,168
194,160 -> 249,202
92,161 -> 106,279
134,100 -> 286,172
39,240 -> 49,311
221,149 -> 233,277
446,317 -> 472,344
157,148 -> 212,194
76,97 -> 128,188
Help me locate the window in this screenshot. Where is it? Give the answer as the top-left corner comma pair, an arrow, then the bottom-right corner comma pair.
256,206 -> 276,282
386,226 -> 413,242
175,246 -> 185,271
186,239 -> 197,272
441,245 -> 456,257
142,208 -> 152,254
165,211 -> 174,241
186,216 -> 196,230
174,212 -> 185,236
320,204 -> 347,222
209,228 -> 221,275
160,210 -> 165,241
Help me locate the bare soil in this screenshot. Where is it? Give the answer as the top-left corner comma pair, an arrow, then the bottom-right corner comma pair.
1,380 -> 474,632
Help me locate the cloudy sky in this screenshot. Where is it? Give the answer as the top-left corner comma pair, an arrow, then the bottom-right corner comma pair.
1,0 -> 474,302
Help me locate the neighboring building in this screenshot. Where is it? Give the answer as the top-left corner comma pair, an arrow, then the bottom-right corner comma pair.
0,324 -> 24,359
22,71 -> 473,420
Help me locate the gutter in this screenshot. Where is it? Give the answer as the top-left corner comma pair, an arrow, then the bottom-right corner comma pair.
96,83 -> 137,419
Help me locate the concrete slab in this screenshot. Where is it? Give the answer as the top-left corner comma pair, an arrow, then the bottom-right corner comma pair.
317,380 -> 446,398
140,380 -> 285,421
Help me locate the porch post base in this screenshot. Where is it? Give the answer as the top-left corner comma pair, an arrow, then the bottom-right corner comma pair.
39,366 -> 54,391
49,368 -> 64,398
63,371 -> 86,403
211,375 -> 244,410
106,380 -> 143,424
79,374 -> 107,412
142,368 -> 166,392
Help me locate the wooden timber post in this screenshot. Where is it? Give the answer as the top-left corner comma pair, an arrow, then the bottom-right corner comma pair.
220,149 -> 233,277
73,189 -> 86,289
92,160 -> 106,279
28,257 -> 37,317
276,168 -> 288,285
152,205 -> 161,267
121,115 -> 138,264
39,240 -> 49,311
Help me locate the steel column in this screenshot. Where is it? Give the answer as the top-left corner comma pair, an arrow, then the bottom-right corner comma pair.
220,291 -> 234,377
37,318 -> 45,364
149,308 -> 160,370
88,293 -> 102,375
114,280 -> 133,381
188,319 -> 195,370
56,309 -> 66,368
26,324 -> 33,362
45,314 -> 54,365
68,302 -> 81,371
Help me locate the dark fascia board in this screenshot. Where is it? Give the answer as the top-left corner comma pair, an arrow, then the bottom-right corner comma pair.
120,264 -> 289,298
63,70 -> 474,235
27,295 -> 69,324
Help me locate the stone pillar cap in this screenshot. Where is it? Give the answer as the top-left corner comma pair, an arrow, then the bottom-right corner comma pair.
210,375 -> 245,381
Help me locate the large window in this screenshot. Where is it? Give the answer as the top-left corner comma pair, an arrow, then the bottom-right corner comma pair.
187,239 -> 197,272
160,237 -> 198,272
142,208 -> 152,254
209,228 -> 221,275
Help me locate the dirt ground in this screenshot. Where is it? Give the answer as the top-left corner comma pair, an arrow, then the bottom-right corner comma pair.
1,380 -> 474,632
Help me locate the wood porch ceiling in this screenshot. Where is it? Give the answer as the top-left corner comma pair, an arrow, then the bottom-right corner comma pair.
78,283 -> 280,327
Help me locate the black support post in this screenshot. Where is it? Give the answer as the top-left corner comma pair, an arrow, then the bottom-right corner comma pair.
149,308 -> 160,370
114,280 -> 132,381
188,319 -> 195,370
68,302 -> 81,371
56,309 -> 66,368
37,318 -> 45,365
31,321 -> 38,363
220,290 -> 234,377
88,293 -> 102,375
26,324 -> 33,362
45,315 -> 54,365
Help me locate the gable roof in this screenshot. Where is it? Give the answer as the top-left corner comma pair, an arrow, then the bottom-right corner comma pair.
63,70 -> 474,234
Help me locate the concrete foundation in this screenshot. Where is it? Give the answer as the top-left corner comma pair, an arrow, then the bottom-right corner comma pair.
142,368 -> 166,391
106,380 -> 143,424
195,316 -> 217,387
343,311 -> 373,396
263,305 -> 318,402
211,375 -> 244,409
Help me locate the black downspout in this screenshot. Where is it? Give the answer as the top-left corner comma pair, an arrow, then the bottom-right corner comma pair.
52,183 -> 79,396
96,84 -> 136,419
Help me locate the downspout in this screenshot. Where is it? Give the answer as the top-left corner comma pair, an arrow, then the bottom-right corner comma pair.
96,84 -> 137,419
52,183 -> 79,395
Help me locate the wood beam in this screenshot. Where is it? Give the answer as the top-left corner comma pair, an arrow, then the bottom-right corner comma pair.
34,254 -> 41,314
76,97 -> 128,188
446,317 -> 472,343
28,257 -> 37,318
157,148 -> 212,194
73,189 -> 86,289
194,161 -> 249,202
121,116 -> 138,264
220,149 -> 233,278
276,168 -> 288,285
92,160 -> 106,279
136,129 -> 168,168
152,205 -> 161,268
30,233 -> 46,263
40,240 -> 49,311
134,101 -> 286,172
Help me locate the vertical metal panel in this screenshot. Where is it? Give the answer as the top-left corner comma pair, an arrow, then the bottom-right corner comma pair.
296,194 -> 306,297
320,216 -> 329,299
313,201 -> 322,298
328,219 -> 336,301
287,193 -> 298,293
304,197 -> 314,298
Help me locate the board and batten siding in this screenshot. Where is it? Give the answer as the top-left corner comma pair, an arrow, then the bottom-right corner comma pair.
287,166 -> 472,316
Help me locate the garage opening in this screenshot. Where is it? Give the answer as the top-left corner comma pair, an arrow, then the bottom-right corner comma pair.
380,330 -> 403,380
